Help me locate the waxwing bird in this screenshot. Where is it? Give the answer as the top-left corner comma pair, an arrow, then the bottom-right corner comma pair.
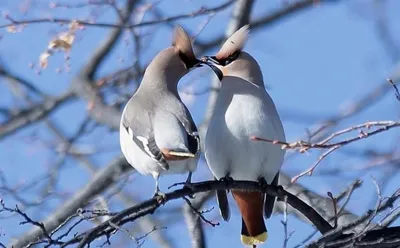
202,25 -> 286,247
120,26 -> 201,198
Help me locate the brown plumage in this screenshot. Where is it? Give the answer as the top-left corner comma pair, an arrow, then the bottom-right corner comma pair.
203,24 -> 285,247
215,24 -> 250,60
212,25 -> 269,245
173,26 -> 198,68
232,191 -> 267,246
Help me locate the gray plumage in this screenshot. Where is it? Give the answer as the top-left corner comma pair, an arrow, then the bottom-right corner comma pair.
120,26 -> 200,195
202,25 -> 286,245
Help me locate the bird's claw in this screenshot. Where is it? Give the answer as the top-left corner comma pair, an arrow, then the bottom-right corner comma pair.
219,175 -> 234,183
183,182 -> 196,199
153,191 -> 167,204
258,177 -> 268,189
219,175 -> 234,192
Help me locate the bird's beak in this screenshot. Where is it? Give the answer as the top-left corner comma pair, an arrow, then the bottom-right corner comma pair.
200,56 -> 223,81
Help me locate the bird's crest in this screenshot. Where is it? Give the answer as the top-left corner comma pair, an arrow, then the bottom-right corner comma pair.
172,25 -> 196,62
216,25 -> 250,60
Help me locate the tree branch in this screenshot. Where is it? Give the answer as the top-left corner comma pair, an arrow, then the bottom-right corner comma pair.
0,91 -> 75,140
9,156 -> 131,248
183,192 -> 214,248
81,0 -> 139,79
66,180 -> 333,247
195,0 -> 343,53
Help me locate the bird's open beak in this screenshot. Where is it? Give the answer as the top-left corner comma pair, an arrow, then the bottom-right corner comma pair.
200,56 -> 223,81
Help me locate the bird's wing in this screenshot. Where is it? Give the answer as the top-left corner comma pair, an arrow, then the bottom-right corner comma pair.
264,172 -> 279,218
216,188 -> 231,221
176,106 -> 200,155
121,107 -> 169,170
152,106 -> 200,159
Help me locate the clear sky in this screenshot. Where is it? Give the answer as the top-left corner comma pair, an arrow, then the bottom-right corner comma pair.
1,0 -> 400,247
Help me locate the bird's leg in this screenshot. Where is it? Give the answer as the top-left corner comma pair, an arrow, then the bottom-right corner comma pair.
219,173 -> 234,183
219,173 -> 234,192
153,176 -> 166,203
184,172 -> 195,199
153,178 -> 161,197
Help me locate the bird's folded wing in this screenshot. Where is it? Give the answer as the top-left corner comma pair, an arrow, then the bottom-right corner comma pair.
216,189 -> 231,221
153,109 -> 200,159
264,172 -> 279,218
175,107 -> 200,155
122,116 -> 169,171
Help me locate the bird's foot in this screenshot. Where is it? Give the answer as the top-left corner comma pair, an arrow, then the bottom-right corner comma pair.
219,175 -> 234,183
153,191 -> 167,204
183,185 -> 195,199
258,177 -> 268,189
219,175 -> 234,192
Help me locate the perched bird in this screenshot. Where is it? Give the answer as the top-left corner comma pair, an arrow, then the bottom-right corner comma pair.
202,25 -> 286,247
120,26 -> 201,198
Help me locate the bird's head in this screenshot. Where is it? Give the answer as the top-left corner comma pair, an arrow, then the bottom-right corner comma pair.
172,25 -> 202,71
201,25 -> 260,81
145,26 -> 201,82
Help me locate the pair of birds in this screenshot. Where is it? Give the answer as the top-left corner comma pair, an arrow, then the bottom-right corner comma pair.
120,25 -> 286,247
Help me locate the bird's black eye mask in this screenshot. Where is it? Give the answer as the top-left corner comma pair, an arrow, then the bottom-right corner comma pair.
206,51 -> 240,66
178,51 -> 202,69
199,51 -> 240,81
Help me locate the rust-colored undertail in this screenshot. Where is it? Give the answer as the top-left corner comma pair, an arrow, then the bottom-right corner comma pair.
232,190 -> 268,247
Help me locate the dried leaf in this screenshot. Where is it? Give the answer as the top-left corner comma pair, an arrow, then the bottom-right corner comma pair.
39,51 -> 51,69
6,25 -> 17,33
48,32 -> 75,50
69,20 -> 83,31
6,24 -> 24,33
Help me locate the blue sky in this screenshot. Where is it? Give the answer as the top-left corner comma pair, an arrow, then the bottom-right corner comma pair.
1,0 -> 400,247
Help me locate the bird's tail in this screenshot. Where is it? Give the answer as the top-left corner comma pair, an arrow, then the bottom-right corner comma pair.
232,190 -> 267,247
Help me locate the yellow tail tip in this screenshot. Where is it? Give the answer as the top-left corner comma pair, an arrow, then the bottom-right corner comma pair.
241,232 -> 268,246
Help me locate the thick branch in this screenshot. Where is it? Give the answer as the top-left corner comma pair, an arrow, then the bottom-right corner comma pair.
8,1 -> 365,246
0,65 -> 45,97
195,0 -> 343,53
308,225 -> 400,248
82,0 -> 138,79
0,91 -> 75,140
68,180 -> 333,247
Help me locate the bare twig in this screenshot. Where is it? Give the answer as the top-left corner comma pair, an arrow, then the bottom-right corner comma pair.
182,197 -> 219,227
327,192 -> 338,228
0,1 -> 235,30
307,185 -> 400,248
9,156 -> 131,248
252,121 -> 400,182
183,192 -> 214,248
336,180 -> 363,218
281,196 -> 294,248
388,79 -> 400,101
291,145 -> 341,183
68,180 -> 333,247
